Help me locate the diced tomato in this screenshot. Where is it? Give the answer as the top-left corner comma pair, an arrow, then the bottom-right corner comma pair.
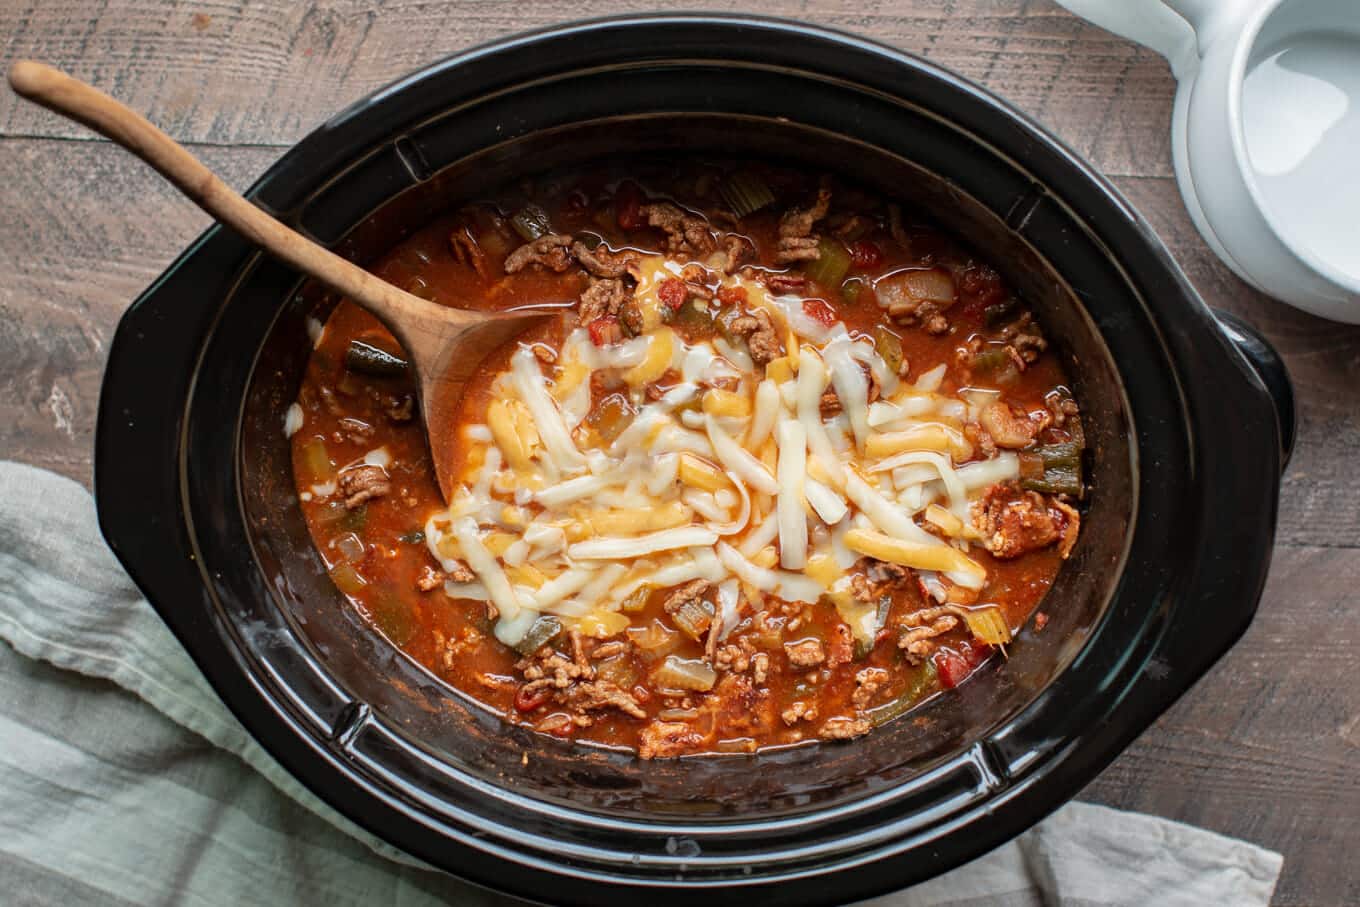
848,240 -> 883,270
802,297 -> 838,327
514,684 -> 550,712
588,316 -> 623,346
716,285 -> 748,306
933,641 -> 993,690
615,180 -> 645,231
658,277 -> 688,311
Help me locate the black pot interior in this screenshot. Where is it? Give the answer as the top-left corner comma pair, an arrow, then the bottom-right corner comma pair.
238,113 -> 1134,819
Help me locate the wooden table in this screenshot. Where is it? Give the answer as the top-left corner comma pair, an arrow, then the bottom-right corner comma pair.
2,3 -> 1355,904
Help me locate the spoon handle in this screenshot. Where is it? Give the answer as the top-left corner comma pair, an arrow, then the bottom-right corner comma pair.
7,60 -> 438,328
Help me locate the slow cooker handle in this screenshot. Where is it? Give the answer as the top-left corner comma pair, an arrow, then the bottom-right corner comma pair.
1213,309 -> 1296,469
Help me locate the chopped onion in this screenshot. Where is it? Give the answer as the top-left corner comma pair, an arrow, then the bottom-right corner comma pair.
654,655 -> 717,692
957,604 -> 1012,645
569,527 -> 719,560
283,403 -> 303,438
362,447 -> 391,469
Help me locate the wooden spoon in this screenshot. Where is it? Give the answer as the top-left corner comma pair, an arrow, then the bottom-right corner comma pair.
8,60 -> 552,501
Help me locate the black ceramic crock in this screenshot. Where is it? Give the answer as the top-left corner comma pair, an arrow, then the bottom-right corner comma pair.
94,15 -> 1294,906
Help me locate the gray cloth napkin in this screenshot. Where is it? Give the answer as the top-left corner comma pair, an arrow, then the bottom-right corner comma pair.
0,460 -> 1282,906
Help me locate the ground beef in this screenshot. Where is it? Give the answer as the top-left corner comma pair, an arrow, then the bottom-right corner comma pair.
662,579 -> 712,615
897,606 -> 958,664
442,558 -> 474,583
852,667 -> 890,710
1000,311 -> 1048,366
720,234 -> 753,274
819,716 -> 871,741
531,343 -> 557,365
638,720 -> 705,759
714,636 -> 757,674
762,271 -> 807,295
416,565 -> 444,592
590,640 -> 627,661
384,394 -> 414,423
338,466 -> 389,509
784,638 -> 826,668
449,226 -> 490,280
336,417 -> 375,445
1046,392 -> 1081,427
826,623 -> 854,668
973,485 -> 1069,559
504,233 -> 574,273
850,558 -> 910,602
979,400 -> 1041,449
776,186 -> 831,264
571,241 -> 638,279
517,647 -> 593,688
642,202 -> 715,258
1053,499 -> 1081,559
781,701 -> 818,726
578,277 -> 632,326
728,308 -> 784,366
565,680 -> 646,719
751,651 -> 770,685
964,420 -> 998,459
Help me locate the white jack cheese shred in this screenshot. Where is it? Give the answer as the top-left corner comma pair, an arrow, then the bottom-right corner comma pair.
775,419 -> 808,569
429,255 -> 1038,642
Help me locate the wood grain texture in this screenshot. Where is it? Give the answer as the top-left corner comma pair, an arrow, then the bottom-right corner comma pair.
1,2 -> 1356,905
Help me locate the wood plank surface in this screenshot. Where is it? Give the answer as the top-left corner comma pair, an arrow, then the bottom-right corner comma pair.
1,2 -> 1355,905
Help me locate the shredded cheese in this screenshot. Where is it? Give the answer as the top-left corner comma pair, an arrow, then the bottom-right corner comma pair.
429,254 -> 1041,642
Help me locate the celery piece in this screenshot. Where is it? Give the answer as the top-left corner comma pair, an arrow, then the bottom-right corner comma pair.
719,170 -> 775,218
803,237 -> 852,289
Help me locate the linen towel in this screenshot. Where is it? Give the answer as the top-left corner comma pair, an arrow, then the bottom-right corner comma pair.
0,460 -> 1283,906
